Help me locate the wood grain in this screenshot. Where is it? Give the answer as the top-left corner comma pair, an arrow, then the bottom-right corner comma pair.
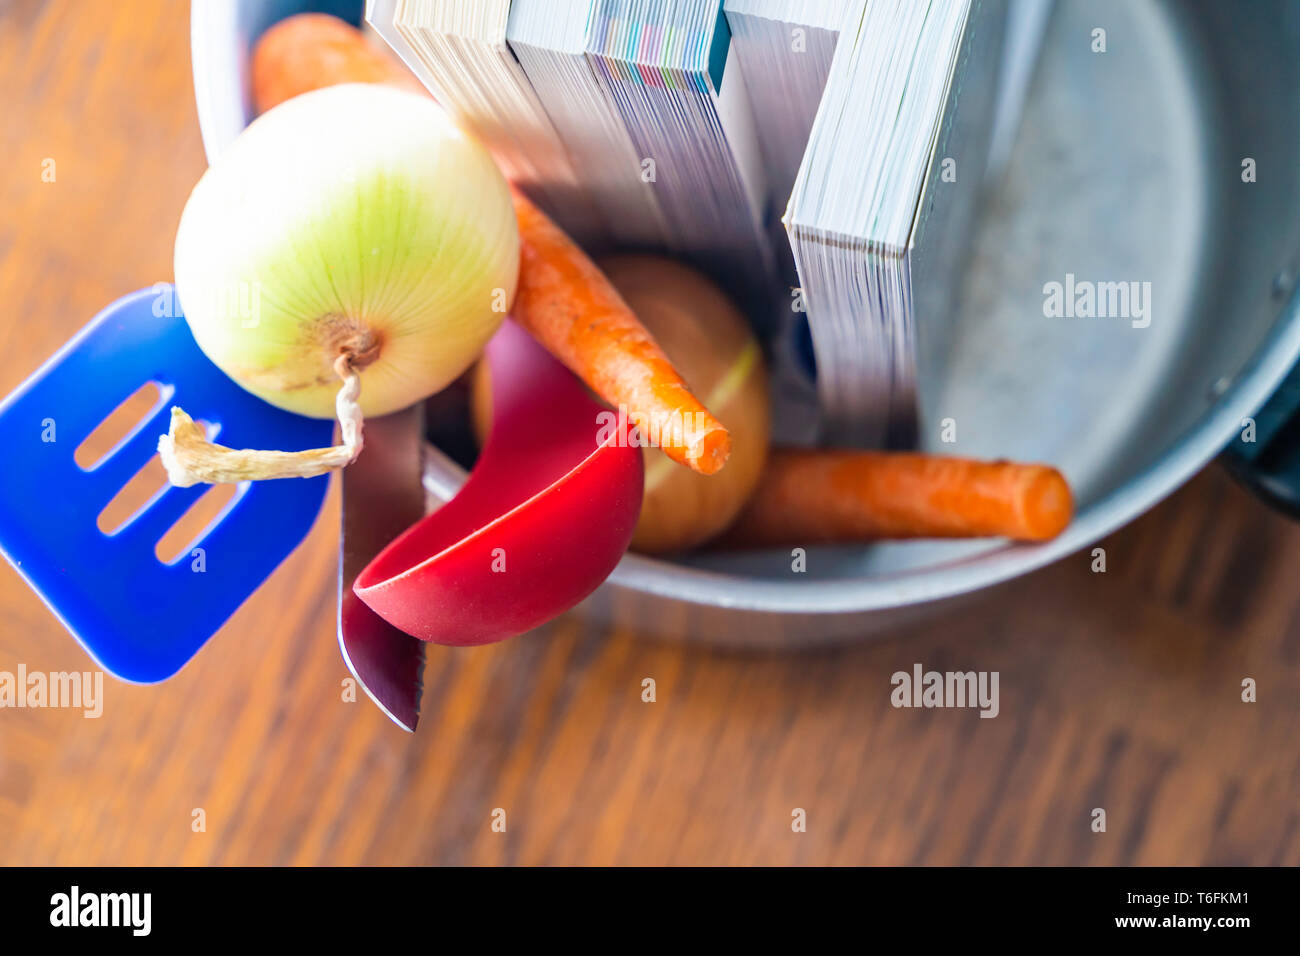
1,0 -> 1298,866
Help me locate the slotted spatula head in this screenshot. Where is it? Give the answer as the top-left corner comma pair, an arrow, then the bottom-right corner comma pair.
0,286 -> 334,683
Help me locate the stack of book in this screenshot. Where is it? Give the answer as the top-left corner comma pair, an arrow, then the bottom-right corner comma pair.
370,0 -> 1033,449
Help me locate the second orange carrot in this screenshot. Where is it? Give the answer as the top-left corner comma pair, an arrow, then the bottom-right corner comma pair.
717,449 -> 1073,547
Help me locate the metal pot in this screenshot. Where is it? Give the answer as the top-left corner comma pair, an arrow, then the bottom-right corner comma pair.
192,0 -> 1300,648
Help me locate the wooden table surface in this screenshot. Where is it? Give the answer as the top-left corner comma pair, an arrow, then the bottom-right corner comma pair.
1,0 -> 1297,866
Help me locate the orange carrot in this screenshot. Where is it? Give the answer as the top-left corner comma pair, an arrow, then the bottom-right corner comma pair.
251,13 -> 426,115
510,189 -> 731,476
717,449 -> 1073,547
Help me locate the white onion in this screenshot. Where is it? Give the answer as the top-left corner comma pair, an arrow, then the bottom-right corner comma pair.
163,83 -> 519,484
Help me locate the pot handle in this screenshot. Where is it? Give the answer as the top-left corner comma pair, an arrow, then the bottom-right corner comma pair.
1223,360 -> 1300,518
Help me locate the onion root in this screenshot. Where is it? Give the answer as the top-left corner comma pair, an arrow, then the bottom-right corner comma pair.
158,354 -> 364,486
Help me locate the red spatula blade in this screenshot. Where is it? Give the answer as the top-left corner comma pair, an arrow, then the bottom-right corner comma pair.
354,321 -> 643,645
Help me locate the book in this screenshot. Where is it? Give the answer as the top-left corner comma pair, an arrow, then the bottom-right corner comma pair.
722,0 -> 851,223
372,0 -> 777,311
369,0 -> 1021,452
784,0 -> 1009,447
722,0 -> 856,444
506,0 -> 671,251
367,0 -> 605,244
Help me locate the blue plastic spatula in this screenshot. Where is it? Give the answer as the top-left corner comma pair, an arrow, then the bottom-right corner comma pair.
0,285 -> 334,682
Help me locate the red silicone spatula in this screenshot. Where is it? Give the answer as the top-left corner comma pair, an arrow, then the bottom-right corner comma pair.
354,320 -> 643,645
